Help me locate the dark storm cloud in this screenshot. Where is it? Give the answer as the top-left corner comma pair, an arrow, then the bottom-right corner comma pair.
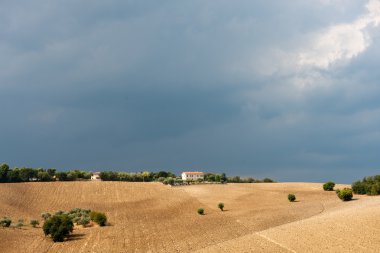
1,0 -> 379,182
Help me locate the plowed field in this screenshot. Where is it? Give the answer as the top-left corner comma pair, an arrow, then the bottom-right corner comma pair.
0,182 -> 378,252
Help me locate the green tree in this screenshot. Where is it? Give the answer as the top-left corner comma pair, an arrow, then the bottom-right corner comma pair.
142,171 -> 151,182
8,168 -> 21,182
336,188 -> 353,201
16,219 -> 24,229
43,214 -> 74,242
78,217 -> 90,227
218,202 -> 224,211
47,168 -> 56,177
288,194 -> 296,202
90,212 -> 107,226
0,217 -> 12,227
37,171 -> 52,182
323,181 -> 335,191
220,173 -> 227,182
56,172 -> 68,181
0,163 -> 10,182
20,168 -> 37,182
30,219 -> 40,228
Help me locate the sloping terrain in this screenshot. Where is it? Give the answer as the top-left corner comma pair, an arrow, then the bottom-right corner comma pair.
0,182 -> 378,252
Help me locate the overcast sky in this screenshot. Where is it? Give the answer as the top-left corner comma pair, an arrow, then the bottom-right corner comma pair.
1,0 -> 380,182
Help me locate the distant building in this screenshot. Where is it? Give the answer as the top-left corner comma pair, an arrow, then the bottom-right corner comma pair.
181,171 -> 204,181
91,172 -> 101,181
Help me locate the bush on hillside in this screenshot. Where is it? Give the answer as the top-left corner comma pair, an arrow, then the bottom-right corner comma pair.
197,208 -> 205,215
41,213 -> 51,221
43,214 -> 74,242
288,194 -> 296,202
336,188 -> 353,201
352,181 -> 368,195
352,175 -> 380,195
323,181 -> 335,191
30,219 -> 40,228
218,202 -> 224,211
368,183 -> 380,196
16,219 -> 24,229
0,217 -> 12,227
90,211 -> 107,226
78,217 -> 91,227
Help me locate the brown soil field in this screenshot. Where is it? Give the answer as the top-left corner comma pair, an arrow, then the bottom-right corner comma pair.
0,182 -> 379,252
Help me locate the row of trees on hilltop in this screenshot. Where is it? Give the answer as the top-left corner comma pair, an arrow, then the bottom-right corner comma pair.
227,176 -> 275,183
0,163 -> 91,183
1,162 -> 275,184
99,171 -> 176,182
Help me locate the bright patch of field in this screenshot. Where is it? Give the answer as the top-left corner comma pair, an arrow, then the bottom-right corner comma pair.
0,182 -> 378,252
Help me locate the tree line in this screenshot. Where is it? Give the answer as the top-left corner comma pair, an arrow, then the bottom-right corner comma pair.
1,162 -> 275,184
0,163 -> 178,183
99,171 -> 177,182
0,163 -> 93,183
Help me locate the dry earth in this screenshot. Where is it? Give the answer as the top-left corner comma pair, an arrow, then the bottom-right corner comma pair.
0,181 -> 379,252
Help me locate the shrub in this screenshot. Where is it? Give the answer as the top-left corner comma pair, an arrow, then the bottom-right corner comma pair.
41,213 -> 51,221
197,208 -> 205,215
263,178 -> 274,183
218,202 -> 224,211
288,194 -> 296,202
30,219 -> 40,228
336,188 -> 353,201
351,175 -> 380,195
368,183 -> 380,196
90,211 -> 107,226
78,217 -> 90,227
72,217 -> 81,224
43,214 -> 74,242
16,219 -> 24,229
0,217 -> 12,227
167,177 -> 175,185
352,181 -> 368,195
157,177 -> 165,182
323,181 -> 335,191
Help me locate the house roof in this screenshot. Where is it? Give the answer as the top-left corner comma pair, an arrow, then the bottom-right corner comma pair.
182,171 -> 204,175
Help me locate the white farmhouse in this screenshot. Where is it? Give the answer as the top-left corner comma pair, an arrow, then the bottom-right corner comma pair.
91,172 -> 101,181
181,171 -> 204,181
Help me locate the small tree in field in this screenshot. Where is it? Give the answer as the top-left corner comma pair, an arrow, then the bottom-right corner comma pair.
30,219 -> 39,228
323,181 -> 335,191
16,219 -> 24,229
218,202 -> 224,211
336,188 -> 353,201
197,208 -> 205,215
90,211 -> 107,226
41,213 -> 51,221
43,214 -> 74,242
288,194 -> 296,202
78,217 -> 90,227
0,217 -> 12,228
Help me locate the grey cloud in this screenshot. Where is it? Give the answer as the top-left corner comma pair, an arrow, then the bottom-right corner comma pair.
1,0 -> 380,182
